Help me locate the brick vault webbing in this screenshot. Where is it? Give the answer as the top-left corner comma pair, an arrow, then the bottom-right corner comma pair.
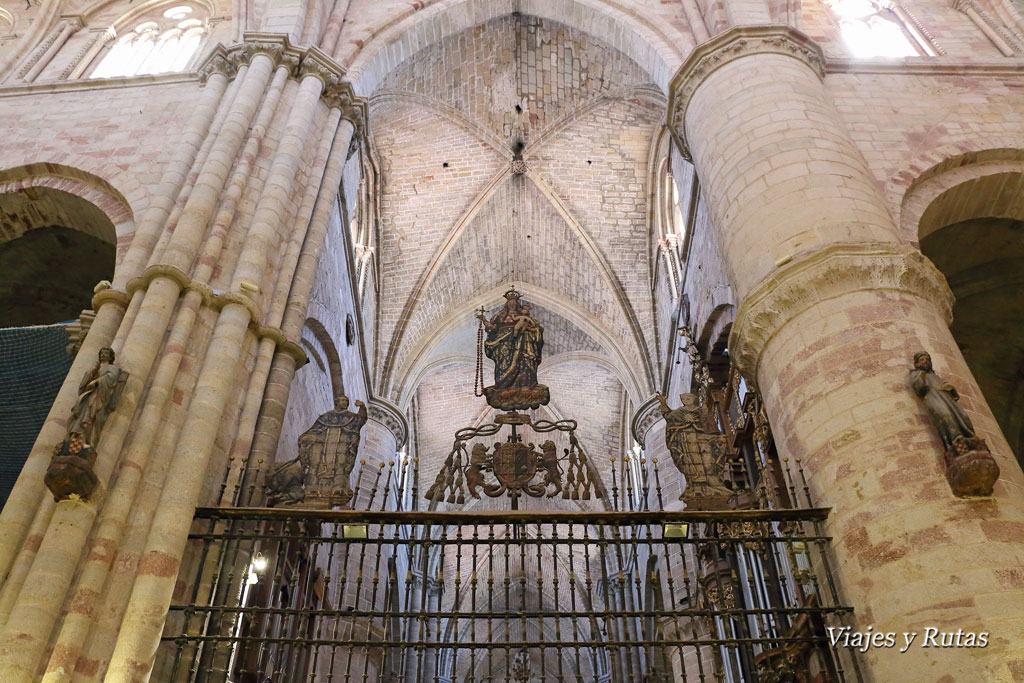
0,324 -> 71,506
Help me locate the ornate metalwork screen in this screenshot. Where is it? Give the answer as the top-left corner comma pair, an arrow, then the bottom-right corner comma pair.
163,504 -> 860,682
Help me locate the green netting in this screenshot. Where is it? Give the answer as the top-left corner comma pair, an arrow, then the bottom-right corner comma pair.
0,324 -> 71,507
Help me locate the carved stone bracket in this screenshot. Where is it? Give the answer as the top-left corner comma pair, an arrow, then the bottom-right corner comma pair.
666,25 -> 826,159
730,242 -> 953,383
630,395 -> 665,449
367,398 -> 408,448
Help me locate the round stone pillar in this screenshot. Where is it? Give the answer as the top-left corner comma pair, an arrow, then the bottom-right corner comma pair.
669,26 -> 1024,682
361,399 -> 408,510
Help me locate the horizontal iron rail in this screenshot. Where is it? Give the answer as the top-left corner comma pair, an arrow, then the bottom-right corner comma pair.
191,507 -> 832,523
169,605 -> 853,619
185,532 -> 833,543
162,635 -> 836,648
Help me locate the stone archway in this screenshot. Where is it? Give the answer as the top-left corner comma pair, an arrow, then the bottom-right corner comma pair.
917,170 -> 1024,467
0,186 -> 116,326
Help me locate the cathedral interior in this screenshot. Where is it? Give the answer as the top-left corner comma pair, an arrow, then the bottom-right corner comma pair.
0,0 -> 1022,681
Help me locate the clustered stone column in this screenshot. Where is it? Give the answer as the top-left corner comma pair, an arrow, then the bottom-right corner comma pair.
668,26 -> 1024,682
0,33 -> 368,683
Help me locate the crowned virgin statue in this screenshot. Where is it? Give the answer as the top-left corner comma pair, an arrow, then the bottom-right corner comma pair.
475,287 -> 550,411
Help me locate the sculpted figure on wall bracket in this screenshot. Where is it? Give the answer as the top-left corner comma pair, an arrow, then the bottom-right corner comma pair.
266,395 -> 368,507
45,346 -> 128,501
657,392 -> 734,510
910,351 -> 999,497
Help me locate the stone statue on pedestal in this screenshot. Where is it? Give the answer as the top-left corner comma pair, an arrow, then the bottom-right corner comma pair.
657,393 -> 733,510
910,351 -> 999,497
475,286 -> 550,411
266,396 -> 368,507
45,347 -> 127,501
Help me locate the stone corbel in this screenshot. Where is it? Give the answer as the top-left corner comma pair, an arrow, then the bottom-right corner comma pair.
367,398 -> 409,448
666,25 -> 826,159
729,242 -> 954,383
630,395 -> 666,449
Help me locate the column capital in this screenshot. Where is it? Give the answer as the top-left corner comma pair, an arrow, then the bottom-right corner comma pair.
630,395 -> 665,449
667,25 -> 826,158
197,45 -> 237,82
367,398 -> 409,448
729,242 -> 953,382
205,33 -> 304,77
301,47 -> 368,135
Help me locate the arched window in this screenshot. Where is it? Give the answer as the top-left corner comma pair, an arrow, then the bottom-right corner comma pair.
656,160 -> 697,300
826,0 -> 936,57
90,5 -> 207,79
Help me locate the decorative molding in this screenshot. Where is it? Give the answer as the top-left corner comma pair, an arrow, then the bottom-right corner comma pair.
0,71 -> 198,97
730,242 -> 954,382
631,395 -> 665,449
129,263 -> 192,294
279,339 -> 309,367
232,33 -> 299,72
91,281 -> 129,310
666,26 -> 826,159
952,0 -> 1024,55
304,47 -> 367,134
197,45 -> 236,82
367,398 -> 409,448
60,26 -> 113,80
825,56 -> 1024,74
256,326 -> 309,367
213,290 -> 264,326
16,16 -> 84,80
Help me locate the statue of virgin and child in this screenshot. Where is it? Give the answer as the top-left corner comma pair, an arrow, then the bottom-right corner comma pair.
475,287 -> 550,411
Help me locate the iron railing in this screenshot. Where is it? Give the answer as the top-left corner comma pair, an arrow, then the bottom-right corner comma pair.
160,507 -> 861,682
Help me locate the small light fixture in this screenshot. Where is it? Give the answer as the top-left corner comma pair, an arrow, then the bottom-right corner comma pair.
253,552 -> 268,573
664,522 -> 689,538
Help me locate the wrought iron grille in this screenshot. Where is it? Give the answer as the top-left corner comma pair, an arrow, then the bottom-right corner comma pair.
161,507 -> 861,682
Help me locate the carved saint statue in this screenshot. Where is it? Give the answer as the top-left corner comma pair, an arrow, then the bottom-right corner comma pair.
657,393 -> 733,509
45,347 -> 128,501
909,351 -> 976,451
909,351 -> 999,497
475,287 -> 550,410
68,346 -> 128,448
266,396 -> 368,507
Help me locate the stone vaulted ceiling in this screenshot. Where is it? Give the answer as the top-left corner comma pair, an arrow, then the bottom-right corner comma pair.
371,13 -> 665,409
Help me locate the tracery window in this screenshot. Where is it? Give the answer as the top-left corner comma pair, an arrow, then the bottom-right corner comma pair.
826,0 -> 936,57
90,5 -> 207,79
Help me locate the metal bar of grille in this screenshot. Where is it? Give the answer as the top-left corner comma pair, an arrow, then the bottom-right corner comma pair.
165,508 -> 860,682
